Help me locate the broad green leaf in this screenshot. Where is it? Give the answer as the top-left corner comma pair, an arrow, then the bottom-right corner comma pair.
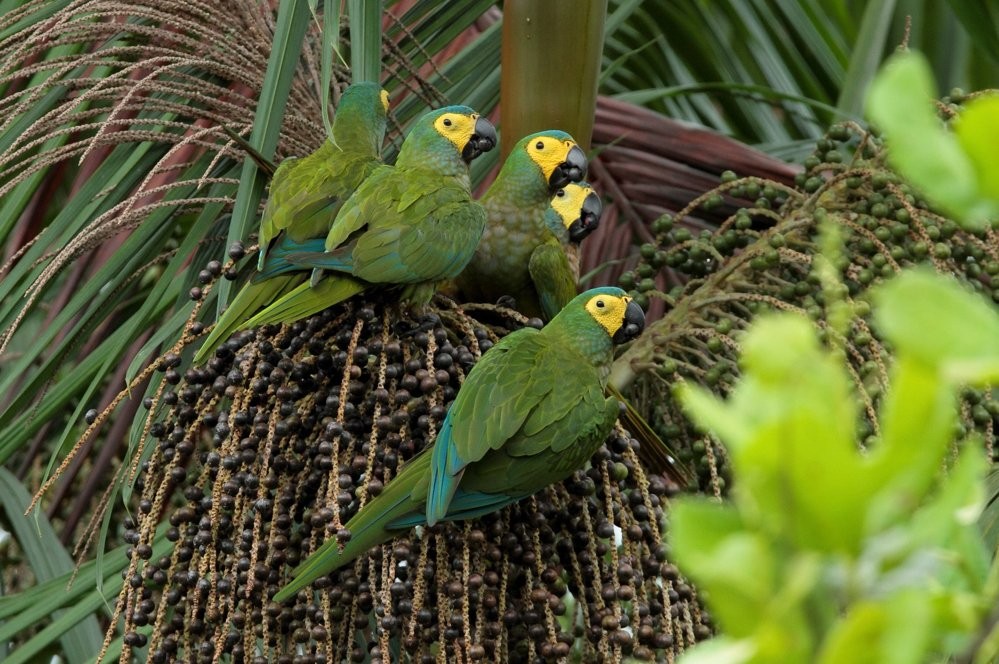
945,0 -> 999,62
864,357 -> 956,532
817,593 -> 932,664
871,269 -> 999,384
686,315 -> 869,553
836,0 -> 897,116
865,51 -> 994,229
955,93 -> 999,202
907,443 -> 990,584
671,499 -> 775,636
349,0 -> 382,83
979,466 -> 999,557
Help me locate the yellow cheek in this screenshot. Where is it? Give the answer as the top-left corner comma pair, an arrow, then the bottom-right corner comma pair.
551,184 -> 592,229
584,295 -> 628,336
434,114 -> 477,152
380,90 -> 390,113
530,140 -> 577,182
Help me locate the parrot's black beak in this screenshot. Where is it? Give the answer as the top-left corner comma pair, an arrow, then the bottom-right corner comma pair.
462,116 -> 497,163
548,144 -> 588,190
567,191 -> 602,243
612,299 -> 645,344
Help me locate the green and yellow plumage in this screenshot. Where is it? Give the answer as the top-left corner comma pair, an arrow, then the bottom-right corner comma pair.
241,106 -> 497,328
454,130 -> 588,319
530,181 -> 603,320
272,286 -> 646,602
194,82 -> 389,364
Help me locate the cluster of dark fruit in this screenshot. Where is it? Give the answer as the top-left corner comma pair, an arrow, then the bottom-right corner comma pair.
104,266 -> 710,663
616,121 -> 998,497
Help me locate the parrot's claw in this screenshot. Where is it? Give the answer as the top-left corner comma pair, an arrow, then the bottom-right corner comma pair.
496,295 -> 517,309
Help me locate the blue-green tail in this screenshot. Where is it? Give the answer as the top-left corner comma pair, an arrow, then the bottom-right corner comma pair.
272,453 -> 430,602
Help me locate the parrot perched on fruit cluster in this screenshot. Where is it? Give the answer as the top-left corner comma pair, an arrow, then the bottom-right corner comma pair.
457,139 -> 693,486
272,286 -> 646,602
194,82 -> 389,364
237,105 -> 497,327
454,130 -> 588,319
530,181 -> 603,321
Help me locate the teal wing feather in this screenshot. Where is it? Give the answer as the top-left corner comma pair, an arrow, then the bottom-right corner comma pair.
254,236 -> 327,281
279,247 -> 356,274
528,240 -> 578,322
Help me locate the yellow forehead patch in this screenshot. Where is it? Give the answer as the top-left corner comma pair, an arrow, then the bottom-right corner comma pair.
380,89 -> 390,113
526,136 -> 578,181
433,112 -> 478,152
584,293 -> 631,337
551,183 -> 594,230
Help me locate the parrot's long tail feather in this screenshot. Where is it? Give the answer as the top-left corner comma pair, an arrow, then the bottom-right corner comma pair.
243,277 -> 367,328
608,385 -> 694,487
272,453 -> 431,602
255,238 -> 326,281
284,250 -> 354,273
193,275 -> 296,364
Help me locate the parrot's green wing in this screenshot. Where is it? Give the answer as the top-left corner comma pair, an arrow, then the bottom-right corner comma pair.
260,151 -> 344,251
322,164 -> 392,252
319,168 -> 486,285
461,394 -> 619,497
351,200 -> 487,283
528,240 -> 578,322
426,332 -> 602,524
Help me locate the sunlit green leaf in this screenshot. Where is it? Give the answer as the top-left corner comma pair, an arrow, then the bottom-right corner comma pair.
866,51 -> 997,229
955,93 -> 999,202
871,269 -> 999,384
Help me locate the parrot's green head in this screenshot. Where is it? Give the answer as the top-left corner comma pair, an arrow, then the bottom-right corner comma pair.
331,81 -> 390,157
396,105 -> 497,175
521,130 -> 588,189
487,130 -> 588,206
553,286 -> 645,348
546,182 -> 603,245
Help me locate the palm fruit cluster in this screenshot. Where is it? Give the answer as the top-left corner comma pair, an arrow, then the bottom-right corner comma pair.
103,275 -> 708,663
613,118 -> 998,497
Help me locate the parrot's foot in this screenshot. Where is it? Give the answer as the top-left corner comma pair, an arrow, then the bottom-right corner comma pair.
496,295 -> 517,309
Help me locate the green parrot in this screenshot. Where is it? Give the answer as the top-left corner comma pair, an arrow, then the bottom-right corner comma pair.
194,82 -> 390,364
454,130 -> 588,319
465,162 -> 694,485
531,181 -> 603,321
238,106 -> 497,328
272,286 -> 645,602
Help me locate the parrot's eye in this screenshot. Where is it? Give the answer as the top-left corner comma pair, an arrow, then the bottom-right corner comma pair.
556,189 -> 565,197
443,118 -> 452,127
535,141 -> 545,150
596,300 -> 605,308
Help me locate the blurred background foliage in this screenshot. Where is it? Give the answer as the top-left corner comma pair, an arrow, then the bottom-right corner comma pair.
0,0 -> 997,661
